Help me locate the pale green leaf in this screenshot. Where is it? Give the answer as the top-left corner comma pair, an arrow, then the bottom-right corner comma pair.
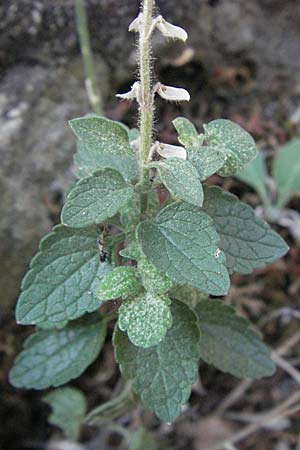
172,117 -> 200,147
10,318 -> 106,389
119,242 -> 143,261
97,266 -> 142,301
16,225 -> 111,327
118,293 -> 172,348
43,387 -> 87,440
204,119 -> 257,175
202,186 -> 289,274
138,256 -> 173,294
129,428 -> 160,450
195,299 -> 275,378
137,202 -> 230,296
149,158 -> 203,206
235,152 -> 269,204
114,300 -> 200,421
188,146 -> 226,180
61,169 -> 134,228
272,138 -> 300,207
70,116 -> 138,182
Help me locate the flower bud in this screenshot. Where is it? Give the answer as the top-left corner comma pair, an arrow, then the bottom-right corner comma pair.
116,82 -> 141,101
157,142 -> 187,160
156,83 -> 190,102
156,17 -> 188,42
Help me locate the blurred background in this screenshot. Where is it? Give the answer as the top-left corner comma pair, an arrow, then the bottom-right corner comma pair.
1,1 -> 300,449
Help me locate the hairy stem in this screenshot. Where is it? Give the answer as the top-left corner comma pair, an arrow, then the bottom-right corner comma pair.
138,0 -> 154,180
75,0 -> 103,115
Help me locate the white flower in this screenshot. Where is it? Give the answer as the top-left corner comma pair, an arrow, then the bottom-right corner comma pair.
156,16 -> 188,42
128,13 -> 142,32
116,82 -> 141,101
157,142 -> 187,159
155,83 -> 190,102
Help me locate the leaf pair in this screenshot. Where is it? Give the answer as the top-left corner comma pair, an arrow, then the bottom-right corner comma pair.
173,117 -> 257,177
114,298 -> 275,422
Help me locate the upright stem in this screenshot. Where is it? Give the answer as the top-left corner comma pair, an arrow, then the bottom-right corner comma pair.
75,0 -> 103,115
139,0 -> 154,180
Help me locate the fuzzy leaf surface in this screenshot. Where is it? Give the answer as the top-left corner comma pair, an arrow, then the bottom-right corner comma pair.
138,256 -> 173,294
97,266 -> 142,301
236,152 -> 269,204
188,146 -> 226,180
272,138 -> 300,207
43,387 -> 87,440
61,169 -> 134,228
16,225 -> 111,327
114,300 -> 200,421
204,119 -> 257,175
71,116 -> 138,182
173,117 -> 200,148
118,293 -> 172,348
137,202 -> 230,296
202,186 -> 288,274
195,300 -> 275,378
10,319 -> 106,389
149,158 -> 203,206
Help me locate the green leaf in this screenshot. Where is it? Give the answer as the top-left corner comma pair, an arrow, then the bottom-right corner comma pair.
148,158 -> 203,207
61,169 -> 134,228
188,146 -> 226,180
195,300 -> 275,378
71,116 -> 138,182
43,387 -> 87,440
173,117 -> 201,148
16,225 -> 111,327
97,266 -> 142,301
129,428 -> 160,450
137,202 -> 230,296
10,318 -> 106,389
272,138 -> 300,207
236,152 -> 269,204
118,293 -> 172,348
138,256 -> 173,294
114,300 -> 200,421
204,119 -> 257,175
120,242 -> 143,261
202,186 -> 289,274
173,117 -> 226,180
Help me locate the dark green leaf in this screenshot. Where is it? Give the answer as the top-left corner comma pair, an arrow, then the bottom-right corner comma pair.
10,319 -> 106,389
195,299 -> 275,378
148,158 -> 203,207
61,169 -> 134,228
137,202 -> 230,296
71,116 -> 138,182
188,146 -> 226,180
204,119 -> 257,175
16,225 -> 111,327
202,186 -> 289,274
114,300 -> 200,422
